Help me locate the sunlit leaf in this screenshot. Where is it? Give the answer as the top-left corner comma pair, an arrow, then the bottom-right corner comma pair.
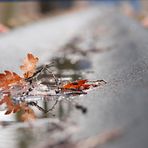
20,53 -> 39,78
62,79 -> 91,91
0,71 -> 22,89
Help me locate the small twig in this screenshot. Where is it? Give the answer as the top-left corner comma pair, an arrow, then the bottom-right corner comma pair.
28,99 -> 58,113
45,68 -> 59,86
25,67 -> 44,82
46,99 -> 58,113
20,91 -> 87,101
27,101 -> 46,112
24,62 -> 54,82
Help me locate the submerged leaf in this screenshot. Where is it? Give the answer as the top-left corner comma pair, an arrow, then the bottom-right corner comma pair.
20,106 -> 36,122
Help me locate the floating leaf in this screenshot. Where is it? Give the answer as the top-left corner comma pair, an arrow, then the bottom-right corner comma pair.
63,79 -> 88,90
62,79 -> 106,91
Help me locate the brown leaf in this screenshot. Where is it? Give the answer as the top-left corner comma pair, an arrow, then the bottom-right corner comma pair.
63,79 -> 88,90
0,70 -> 22,89
20,53 -> 39,78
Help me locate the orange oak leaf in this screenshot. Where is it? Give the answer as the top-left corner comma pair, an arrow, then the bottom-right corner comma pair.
62,79 -> 90,91
20,53 -> 39,79
62,79 -> 106,91
0,70 -> 22,89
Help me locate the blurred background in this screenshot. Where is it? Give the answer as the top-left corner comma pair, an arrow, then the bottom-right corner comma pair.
0,0 -> 148,30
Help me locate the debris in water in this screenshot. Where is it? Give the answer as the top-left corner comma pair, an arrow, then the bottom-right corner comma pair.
0,53 -> 106,120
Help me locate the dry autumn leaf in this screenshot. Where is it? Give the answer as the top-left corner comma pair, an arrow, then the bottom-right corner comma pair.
0,70 -> 22,89
62,79 -> 94,91
63,79 -> 106,91
63,79 -> 87,90
20,53 -> 39,78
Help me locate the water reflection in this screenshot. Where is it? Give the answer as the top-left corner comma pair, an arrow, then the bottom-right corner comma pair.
54,57 -> 91,71
52,56 -> 91,80
15,118 -> 77,148
17,128 -> 35,148
58,101 -> 73,120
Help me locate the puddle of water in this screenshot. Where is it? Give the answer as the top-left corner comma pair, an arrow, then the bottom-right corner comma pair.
0,17 -> 111,148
